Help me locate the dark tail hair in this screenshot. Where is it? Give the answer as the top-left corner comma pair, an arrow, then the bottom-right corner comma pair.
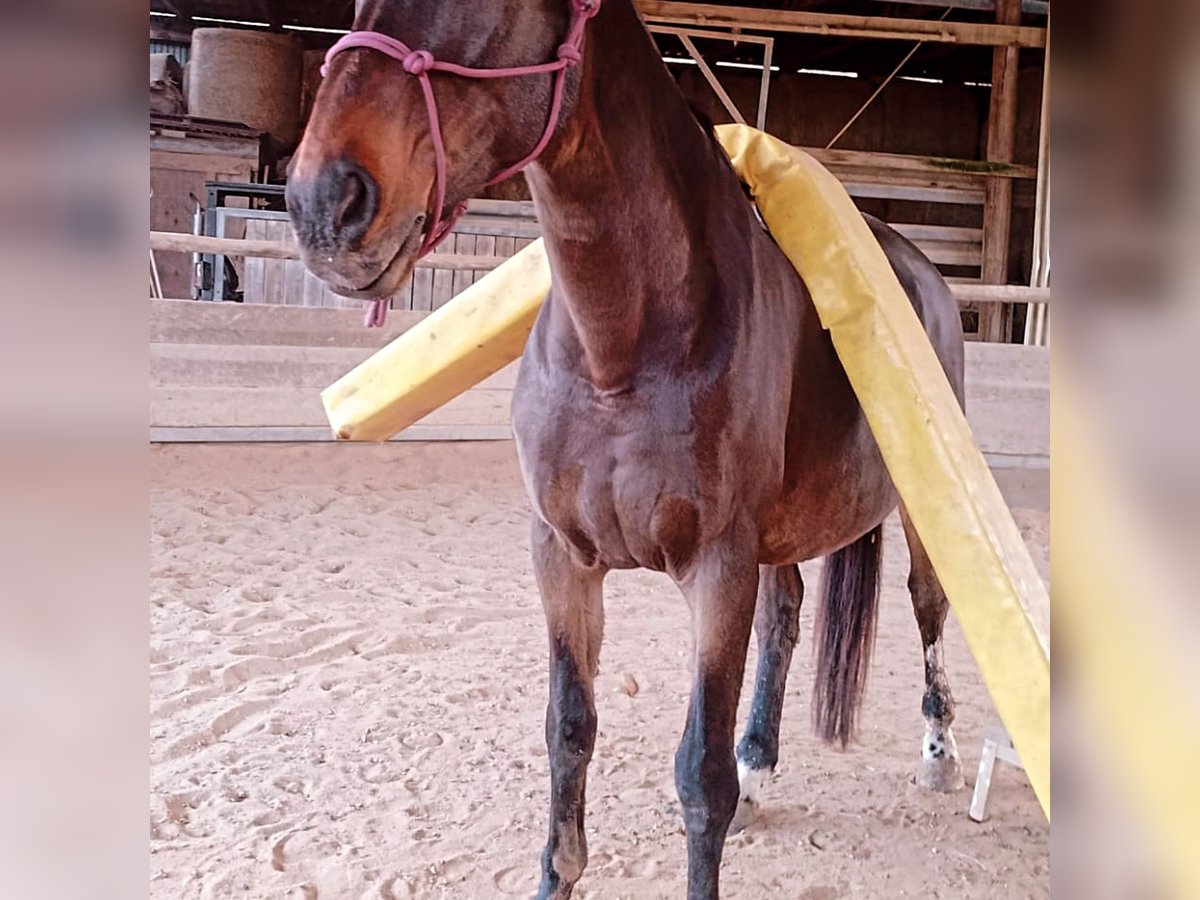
813,524 -> 883,747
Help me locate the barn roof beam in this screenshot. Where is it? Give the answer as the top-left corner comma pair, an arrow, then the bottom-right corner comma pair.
635,1 -> 1047,49
855,0 -> 1049,15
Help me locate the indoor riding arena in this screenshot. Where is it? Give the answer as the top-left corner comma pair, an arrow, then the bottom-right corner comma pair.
150,1 -> 1051,897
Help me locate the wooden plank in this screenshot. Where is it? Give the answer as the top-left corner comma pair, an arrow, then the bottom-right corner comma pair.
954,285 -> 1049,305
842,182 -> 984,205
431,261 -> 455,310
634,1 -> 1047,48
149,348 -> 1042,463
806,147 -> 1035,180
150,425 -> 514,443
152,277 -> 1043,347
149,134 -> 261,159
679,32 -> 748,125
495,235 -> 517,261
471,234 -> 495,288
148,151 -> 255,178
411,264 -> 434,312
283,247 -> 307,308
451,233 -> 477,297
918,244 -> 983,268
151,385 -> 513,428
241,220 -> 267,304
150,343 -> 1033,445
395,269 -> 416,312
891,224 -> 983,244
148,427 -> 1044,464
302,266 -> 326,308
258,224 -> 283,307
453,213 -> 541,238
150,343 -> 521,391
466,199 -> 538,217
150,231 -> 511,270
822,164 -> 989,193
856,0 -> 1050,13
152,231 -> 298,260
150,299 -> 427,347
978,0 -> 1023,342
263,222 -> 288,307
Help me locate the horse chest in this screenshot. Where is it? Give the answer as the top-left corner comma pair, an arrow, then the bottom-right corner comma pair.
514,393 -> 705,573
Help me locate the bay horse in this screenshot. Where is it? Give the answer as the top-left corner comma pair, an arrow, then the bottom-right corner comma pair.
287,1 -> 966,896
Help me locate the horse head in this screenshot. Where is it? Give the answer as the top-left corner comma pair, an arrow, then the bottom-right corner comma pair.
287,0 -> 596,305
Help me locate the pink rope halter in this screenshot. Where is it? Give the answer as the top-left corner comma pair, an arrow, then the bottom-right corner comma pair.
321,0 -> 602,326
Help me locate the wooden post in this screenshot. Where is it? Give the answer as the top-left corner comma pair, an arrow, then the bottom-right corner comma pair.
979,0 -> 1022,341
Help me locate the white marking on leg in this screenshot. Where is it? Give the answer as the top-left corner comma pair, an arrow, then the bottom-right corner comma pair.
916,639 -> 964,791
737,759 -> 771,806
926,724 -> 945,763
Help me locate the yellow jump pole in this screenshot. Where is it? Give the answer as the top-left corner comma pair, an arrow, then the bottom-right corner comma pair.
715,124 -> 1049,818
322,241 -> 551,442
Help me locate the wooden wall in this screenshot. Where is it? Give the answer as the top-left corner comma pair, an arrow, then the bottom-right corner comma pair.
150,299 -> 1049,480
150,122 -> 262,298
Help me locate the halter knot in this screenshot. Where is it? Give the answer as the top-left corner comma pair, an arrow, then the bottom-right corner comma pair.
556,43 -> 582,64
402,49 -> 435,75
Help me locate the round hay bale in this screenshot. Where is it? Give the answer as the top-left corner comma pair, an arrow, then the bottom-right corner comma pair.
188,28 -> 303,145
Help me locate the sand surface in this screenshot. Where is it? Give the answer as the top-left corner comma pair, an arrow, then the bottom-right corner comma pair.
150,442 -> 1049,898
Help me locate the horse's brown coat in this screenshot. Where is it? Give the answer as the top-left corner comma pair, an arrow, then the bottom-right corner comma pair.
289,2 -> 968,897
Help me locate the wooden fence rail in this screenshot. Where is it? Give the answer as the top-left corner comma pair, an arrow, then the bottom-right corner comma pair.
150,230 -> 1050,306
150,231 -> 510,272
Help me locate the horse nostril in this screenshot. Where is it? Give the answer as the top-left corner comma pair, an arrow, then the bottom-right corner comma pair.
330,161 -> 379,242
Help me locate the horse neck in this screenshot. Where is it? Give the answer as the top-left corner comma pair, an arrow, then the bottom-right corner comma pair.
524,0 -> 752,391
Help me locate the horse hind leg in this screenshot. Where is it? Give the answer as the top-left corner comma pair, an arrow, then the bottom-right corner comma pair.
901,508 -> 965,792
733,564 -> 803,829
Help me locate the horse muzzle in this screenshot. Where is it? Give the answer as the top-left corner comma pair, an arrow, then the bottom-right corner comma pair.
287,157 -> 426,299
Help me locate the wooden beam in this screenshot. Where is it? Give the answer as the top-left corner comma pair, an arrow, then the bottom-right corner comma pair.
151,385 -> 512,428
805,147 -> 1036,180
677,33 -> 746,125
152,231 -> 297,259
634,1 -> 1047,48
151,298 -> 427,347
149,231 -> 511,270
952,285 -> 1049,305
151,343 -> 521,391
147,339 -> 1046,465
150,25 -> 194,44
150,425 -> 514,443
978,0 -> 1022,341
855,0 -> 1050,14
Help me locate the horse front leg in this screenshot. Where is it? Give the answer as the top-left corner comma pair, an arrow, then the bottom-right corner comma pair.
901,509 -> 964,792
674,532 -> 759,900
531,517 -> 606,900
734,564 -> 804,828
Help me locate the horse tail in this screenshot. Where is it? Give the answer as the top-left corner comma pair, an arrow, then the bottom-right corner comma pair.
812,523 -> 883,748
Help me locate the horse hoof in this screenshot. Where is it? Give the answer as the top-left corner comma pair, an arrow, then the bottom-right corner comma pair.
916,757 -> 964,793
729,797 -> 758,834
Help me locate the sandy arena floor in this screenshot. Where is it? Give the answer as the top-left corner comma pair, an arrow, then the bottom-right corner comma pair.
150,442 -> 1049,899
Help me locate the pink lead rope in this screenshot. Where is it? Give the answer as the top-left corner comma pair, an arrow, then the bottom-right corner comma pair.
321,0 -> 602,326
